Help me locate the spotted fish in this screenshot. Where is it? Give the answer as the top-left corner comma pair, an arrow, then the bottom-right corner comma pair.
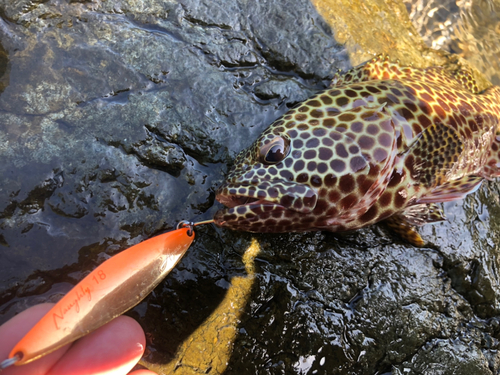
214,55 -> 500,246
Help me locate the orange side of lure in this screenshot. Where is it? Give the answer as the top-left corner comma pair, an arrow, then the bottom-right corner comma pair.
8,227 -> 195,366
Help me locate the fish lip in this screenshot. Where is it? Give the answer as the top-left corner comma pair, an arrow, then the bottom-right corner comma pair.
216,194 -> 285,210
214,195 -> 287,222
215,180 -> 318,214
213,202 -> 287,229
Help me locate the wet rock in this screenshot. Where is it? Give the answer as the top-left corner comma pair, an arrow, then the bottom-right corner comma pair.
0,40 -> 8,94
395,337 -> 494,374
1,0 -> 500,374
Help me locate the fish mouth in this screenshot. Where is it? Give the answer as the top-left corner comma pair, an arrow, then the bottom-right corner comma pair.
213,180 -> 318,231
217,195 -> 284,209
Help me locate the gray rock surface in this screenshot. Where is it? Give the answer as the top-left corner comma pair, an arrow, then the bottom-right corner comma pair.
1,0 -> 500,374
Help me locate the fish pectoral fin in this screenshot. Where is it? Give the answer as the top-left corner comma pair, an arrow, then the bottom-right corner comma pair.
383,203 -> 446,247
416,176 -> 483,204
406,123 -> 463,187
400,203 -> 446,226
480,133 -> 500,181
383,214 -> 425,247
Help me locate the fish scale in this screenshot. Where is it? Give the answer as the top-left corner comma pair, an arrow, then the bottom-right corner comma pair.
214,55 -> 500,246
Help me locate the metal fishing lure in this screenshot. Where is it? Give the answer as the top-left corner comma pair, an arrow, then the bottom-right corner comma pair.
1,220 -> 213,369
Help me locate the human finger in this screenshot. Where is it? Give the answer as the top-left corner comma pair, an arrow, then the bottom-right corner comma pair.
46,315 -> 147,375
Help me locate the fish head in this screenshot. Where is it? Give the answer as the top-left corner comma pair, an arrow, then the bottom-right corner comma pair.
214,102 -> 395,232
215,129 -> 319,233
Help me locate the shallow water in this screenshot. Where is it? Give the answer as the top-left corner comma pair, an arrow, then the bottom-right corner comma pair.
404,0 -> 500,85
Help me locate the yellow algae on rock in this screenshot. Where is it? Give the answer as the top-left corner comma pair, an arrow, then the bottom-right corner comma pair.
144,239 -> 261,375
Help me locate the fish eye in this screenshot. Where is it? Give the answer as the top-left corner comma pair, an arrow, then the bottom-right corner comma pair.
259,136 -> 290,165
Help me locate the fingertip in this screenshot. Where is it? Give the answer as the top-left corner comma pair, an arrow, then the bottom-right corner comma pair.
47,315 -> 146,375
